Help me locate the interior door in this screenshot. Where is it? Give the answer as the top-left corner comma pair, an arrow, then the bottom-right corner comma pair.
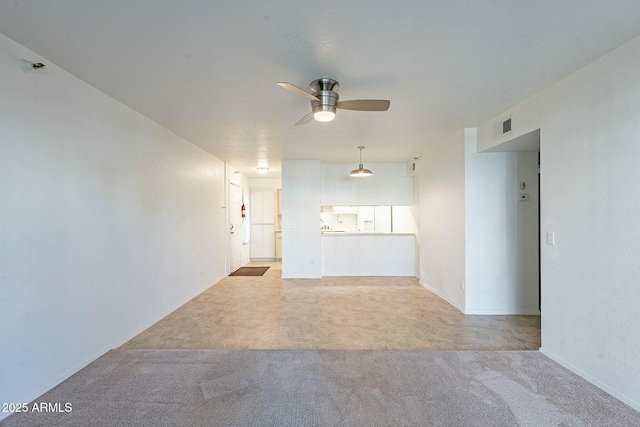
229,183 -> 243,273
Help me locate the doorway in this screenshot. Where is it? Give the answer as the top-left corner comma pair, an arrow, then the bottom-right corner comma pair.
483,128 -> 541,315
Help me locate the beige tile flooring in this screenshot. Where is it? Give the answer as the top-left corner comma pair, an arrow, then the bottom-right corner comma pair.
121,262 -> 540,351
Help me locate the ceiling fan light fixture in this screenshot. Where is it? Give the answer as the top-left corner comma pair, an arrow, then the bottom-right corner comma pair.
312,94 -> 338,122
349,146 -> 373,177
313,110 -> 336,122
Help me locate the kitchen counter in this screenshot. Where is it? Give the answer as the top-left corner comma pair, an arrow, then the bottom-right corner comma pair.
321,231 -> 414,236
321,232 -> 417,276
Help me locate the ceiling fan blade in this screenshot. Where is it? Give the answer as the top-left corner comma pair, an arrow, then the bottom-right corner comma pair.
294,112 -> 314,126
277,82 -> 320,102
336,99 -> 390,111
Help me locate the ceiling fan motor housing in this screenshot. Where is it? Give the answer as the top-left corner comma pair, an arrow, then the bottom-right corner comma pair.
311,90 -> 339,116
310,79 -> 340,117
309,78 -> 339,92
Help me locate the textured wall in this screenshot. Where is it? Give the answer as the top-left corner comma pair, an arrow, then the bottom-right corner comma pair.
478,35 -> 640,410
417,130 -> 466,311
281,160 -> 322,278
0,34 -> 227,415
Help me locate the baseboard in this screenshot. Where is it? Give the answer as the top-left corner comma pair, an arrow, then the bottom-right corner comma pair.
539,347 -> 640,413
419,280 -> 465,313
0,274 -> 225,422
464,308 -> 541,315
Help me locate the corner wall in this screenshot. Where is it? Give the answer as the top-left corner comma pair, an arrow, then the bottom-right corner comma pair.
464,130 -> 540,315
0,34 -> 227,416
417,131 -> 466,311
478,35 -> 640,410
281,160 -> 322,278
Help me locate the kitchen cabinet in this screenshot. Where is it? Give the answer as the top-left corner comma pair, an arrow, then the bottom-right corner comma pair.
251,190 -> 276,224
250,189 -> 277,260
276,189 -> 282,230
276,189 -> 282,215
332,205 -> 358,214
251,224 -> 275,258
275,231 -> 282,260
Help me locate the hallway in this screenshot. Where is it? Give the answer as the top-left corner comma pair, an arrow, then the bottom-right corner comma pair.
121,263 -> 540,351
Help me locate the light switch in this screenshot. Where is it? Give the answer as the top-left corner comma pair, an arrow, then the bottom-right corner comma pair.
546,231 -> 555,245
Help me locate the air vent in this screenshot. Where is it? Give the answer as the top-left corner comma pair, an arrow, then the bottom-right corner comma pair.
493,116 -> 513,140
502,118 -> 512,134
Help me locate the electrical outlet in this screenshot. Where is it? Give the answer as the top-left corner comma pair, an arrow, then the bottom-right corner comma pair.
460,280 -> 465,290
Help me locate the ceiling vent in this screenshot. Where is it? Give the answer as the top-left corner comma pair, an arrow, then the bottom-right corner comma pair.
493,117 -> 513,140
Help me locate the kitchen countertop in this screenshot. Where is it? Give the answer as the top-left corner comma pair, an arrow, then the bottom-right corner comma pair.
320,231 -> 414,236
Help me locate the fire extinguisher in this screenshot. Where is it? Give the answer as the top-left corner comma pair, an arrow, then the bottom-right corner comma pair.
241,204 -> 246,218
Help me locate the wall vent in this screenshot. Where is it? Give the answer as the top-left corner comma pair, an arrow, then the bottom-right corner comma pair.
502,118 -> 512,134
493,116 -> 513,140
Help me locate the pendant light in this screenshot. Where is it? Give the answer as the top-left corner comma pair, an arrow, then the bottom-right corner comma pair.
349,146 -> 373,177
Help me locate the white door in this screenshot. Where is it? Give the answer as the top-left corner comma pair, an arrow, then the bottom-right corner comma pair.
229,183 -> 243,273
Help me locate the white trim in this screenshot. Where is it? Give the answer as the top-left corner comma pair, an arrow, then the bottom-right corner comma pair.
419,280 -> 465,313
540,347 -> 640,413
465,308 -> 541,315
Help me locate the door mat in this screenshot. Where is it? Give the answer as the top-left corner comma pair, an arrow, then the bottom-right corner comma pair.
229,266 -> 270,276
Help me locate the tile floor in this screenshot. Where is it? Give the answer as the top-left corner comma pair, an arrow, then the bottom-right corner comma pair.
121,262 -> 540,351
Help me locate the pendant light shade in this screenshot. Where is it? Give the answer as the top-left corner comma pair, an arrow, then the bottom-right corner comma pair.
350,146 -> 373,177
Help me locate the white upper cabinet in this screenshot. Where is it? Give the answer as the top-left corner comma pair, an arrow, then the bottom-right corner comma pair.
250,190 -> 276,224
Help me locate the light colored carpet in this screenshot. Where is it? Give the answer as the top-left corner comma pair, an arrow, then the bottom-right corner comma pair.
3,350 -> 639,426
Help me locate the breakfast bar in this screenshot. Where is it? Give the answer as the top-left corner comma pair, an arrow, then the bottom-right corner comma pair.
320,232 -> 417,276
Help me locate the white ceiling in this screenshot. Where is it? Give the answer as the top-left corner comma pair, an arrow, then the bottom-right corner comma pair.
2,1 -> 640,178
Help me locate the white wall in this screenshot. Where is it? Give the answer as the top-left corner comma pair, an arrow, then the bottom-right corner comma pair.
0,34 -> 226,417
478,35 -> 640,410
417,129 -> 539,315
321,163 -> 413,205
515,151 -> 540,312
464,129 -> 540,315
417,131 -> 466,311
281,160 -> 322,278
249,178 -> 282,189
391,206 -> 418,234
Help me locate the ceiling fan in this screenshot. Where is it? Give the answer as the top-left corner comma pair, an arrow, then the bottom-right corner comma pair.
277,78 -> 390,125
